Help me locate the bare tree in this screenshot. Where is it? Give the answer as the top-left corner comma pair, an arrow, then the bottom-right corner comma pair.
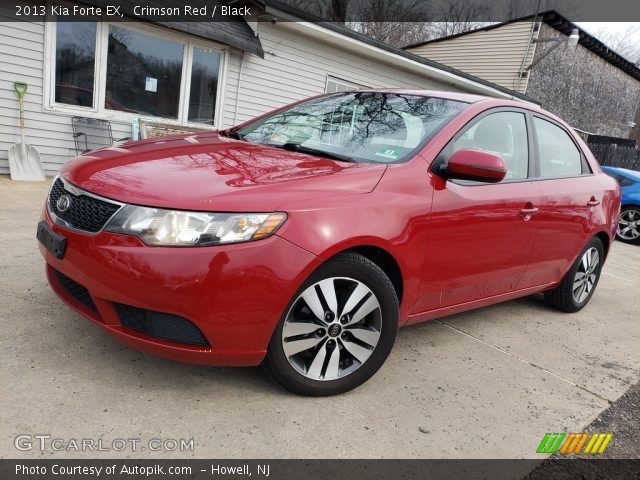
278,0 -> 322,12
345,0 -> 434,47
347,0 -> 490,47
585,24 -> 640,64
328,0 -> 350,22
428,0 -> 490,37
499,0 -> 562,21
349,22 -> 435,47
500,0 -> 533,21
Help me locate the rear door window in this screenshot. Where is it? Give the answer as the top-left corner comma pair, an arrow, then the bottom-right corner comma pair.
534,117 -> 585,178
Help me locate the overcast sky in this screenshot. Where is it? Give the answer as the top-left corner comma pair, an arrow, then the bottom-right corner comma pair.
577,22 -> 640,36
575,22 -> 640,60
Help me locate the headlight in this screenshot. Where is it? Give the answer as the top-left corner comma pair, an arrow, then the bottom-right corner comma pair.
105,205 -> 287,246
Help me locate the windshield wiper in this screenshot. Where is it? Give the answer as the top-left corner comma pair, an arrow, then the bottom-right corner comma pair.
280,143 -> 356,163
223,129 -> 245,141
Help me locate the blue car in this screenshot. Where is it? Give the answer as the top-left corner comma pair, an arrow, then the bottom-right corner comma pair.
602,166 -> 640,244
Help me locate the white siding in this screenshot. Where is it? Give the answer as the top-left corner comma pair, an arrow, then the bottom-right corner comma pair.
406,21 -> 538,94
0,16 -> 86,175
0,15 -> 236,176
0,10 -> 133,175
0,17 -> 465,176
232,23 -> 459,123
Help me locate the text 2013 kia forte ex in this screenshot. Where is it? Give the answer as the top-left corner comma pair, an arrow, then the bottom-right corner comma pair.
38,91 -> 620,395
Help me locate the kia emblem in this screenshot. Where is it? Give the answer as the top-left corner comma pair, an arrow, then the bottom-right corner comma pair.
56,195 -> 72,213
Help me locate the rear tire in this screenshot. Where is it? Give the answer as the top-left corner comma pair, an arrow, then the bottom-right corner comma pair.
617,206 -> 640,245
263,252 -> 399,396
544,237 -> 604,313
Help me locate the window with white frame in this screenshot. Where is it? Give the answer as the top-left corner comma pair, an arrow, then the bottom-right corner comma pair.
55,21 -> 97,108
49,20 -> 225,126
325,76 -> 369,93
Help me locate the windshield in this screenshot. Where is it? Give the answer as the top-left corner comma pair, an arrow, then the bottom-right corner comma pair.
236,92 -> 468,164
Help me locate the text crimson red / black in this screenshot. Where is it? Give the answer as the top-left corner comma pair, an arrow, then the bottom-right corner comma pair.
15,4 -> 252,18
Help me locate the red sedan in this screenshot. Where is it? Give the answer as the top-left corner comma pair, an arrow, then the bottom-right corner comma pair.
38,90 -> 620,395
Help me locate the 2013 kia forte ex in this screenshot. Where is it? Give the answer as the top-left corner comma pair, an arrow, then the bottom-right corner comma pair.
37,90 -> 620,396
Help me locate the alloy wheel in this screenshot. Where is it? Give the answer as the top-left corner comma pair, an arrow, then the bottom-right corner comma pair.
281,277 -> 382,381
572,247 -> 600,304
618,209 -> 640,240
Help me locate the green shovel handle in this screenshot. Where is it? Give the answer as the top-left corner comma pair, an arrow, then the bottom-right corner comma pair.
14,81 -> 28,98
15,82 -> 28,128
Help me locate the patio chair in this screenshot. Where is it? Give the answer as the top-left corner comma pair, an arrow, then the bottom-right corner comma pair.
71,116 -> 130,155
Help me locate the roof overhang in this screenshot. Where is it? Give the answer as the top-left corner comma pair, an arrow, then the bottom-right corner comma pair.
265,2 -> 536,103
76,0 -> 265,57
404,10 -> 640,83
540,11 -> 640,81
160,21 -> 264,58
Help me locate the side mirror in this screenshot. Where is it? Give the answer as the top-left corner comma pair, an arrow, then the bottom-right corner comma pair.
440,148 -> 507,183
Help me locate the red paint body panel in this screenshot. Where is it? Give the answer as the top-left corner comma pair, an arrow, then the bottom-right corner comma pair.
275,158 -> 433,323
39,90 -> 620,366
39,207 -> 321,366
61,133 -> 386,211
414,177 -> 543,313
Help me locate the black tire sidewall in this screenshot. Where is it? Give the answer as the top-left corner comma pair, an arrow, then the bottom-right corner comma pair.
265,255 -> 399,396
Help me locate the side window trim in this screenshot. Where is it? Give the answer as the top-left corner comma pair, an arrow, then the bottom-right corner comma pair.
530,113 -> 592,179
525,111 -> 540,178
432,106 -> 534,185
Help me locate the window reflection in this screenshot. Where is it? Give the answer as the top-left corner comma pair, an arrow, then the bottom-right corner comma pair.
188,47 -> 221,125
535,117 -> 584,178
55,21 -> 97,107
239,93 -> 467,164
453,112 -> 529,180
106,26 -> 183,118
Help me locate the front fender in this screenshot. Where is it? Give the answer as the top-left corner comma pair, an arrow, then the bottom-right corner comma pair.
274,161 -> 434,323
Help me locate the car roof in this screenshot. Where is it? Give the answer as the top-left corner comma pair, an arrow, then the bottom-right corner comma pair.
602,166 -> 640,182
338,89 -> 547,109
350,89 -> 486,103
338,89 -> 566,127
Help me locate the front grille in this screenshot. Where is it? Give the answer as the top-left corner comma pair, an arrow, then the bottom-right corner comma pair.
54,270 -> 97,312
115,304 -> 210,346
49,178 -> 120,233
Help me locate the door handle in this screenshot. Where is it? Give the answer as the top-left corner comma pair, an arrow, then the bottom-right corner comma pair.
587,197 -> 600,207
519,207 -> 539,221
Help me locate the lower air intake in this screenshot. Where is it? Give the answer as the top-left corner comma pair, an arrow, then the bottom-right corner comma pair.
54,269 -> 97,312
115,304 -> 209,346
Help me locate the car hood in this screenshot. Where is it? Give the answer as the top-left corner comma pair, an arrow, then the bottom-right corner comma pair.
61,133 -> 387,211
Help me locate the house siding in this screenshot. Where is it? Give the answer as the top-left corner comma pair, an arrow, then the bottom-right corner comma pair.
527,23 -> 640,139
0,15 -> 90,174
231,23 -> 460,124
406,21 -> 537,95
1,15 -> 462,176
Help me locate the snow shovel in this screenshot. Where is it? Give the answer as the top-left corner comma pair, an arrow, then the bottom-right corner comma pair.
8,81 -> 45,181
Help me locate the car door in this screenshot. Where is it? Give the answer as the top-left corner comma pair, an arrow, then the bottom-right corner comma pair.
413,109 -> 542,312
517,115 -> 605,287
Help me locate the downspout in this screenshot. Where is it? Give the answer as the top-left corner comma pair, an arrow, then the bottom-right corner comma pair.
516,19 -> 539,93
233,50 -> 246,127
515,0 -> 542,93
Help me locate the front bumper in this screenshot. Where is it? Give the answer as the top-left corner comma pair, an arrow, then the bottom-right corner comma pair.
39,208 -> 320,366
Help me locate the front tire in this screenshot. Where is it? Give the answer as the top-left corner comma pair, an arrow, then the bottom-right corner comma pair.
617,207 -> 640,244
264,252 -> 399,396
544,237 -> 604,313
